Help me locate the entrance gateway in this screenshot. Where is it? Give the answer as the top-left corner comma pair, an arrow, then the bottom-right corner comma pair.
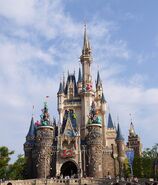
60,161 -> 78,178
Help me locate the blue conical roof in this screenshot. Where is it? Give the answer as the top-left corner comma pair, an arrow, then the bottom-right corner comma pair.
116,123 -> 124,141
101,93 -> 106,103
107,113 -> 114,129
78,68 -> 82,83
58,82 -> 63,94
27,117 -> 35,138
96,71 -> 101,86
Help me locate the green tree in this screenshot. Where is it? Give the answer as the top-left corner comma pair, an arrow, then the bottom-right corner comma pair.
8,155 -> 26,180
141,144 -> 158,179
133,155 -> 142,177
0,146 -> 14,179
123,158 -> 131,178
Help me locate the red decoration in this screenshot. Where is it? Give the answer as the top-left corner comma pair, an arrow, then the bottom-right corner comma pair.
35,120 -> 40,126
60,150 -> 75,158
86,83 -> 92,91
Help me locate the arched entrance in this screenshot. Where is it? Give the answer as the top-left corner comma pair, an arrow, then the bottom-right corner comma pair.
61,161 -> 78,178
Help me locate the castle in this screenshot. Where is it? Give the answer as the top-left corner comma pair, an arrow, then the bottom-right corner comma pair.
24,26 -> 142,179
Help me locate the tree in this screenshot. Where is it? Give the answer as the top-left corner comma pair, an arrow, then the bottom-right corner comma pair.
0,146 -> 14,179
123,158 -> 131,178
142,144 -> 158,179
133,155 -> 142,177
8,155 -> 26,180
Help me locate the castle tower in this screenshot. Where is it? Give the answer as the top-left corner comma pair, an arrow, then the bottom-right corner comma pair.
106,113 -> 116,147
80,25 -> 94,139
127,122 -> 142,156
96,71 -> 103,101
35,102 -> 54,178
116,123 -> 126,177
86,102 -> 103,178
24,116 -> 35,179
77,67 -> 82,94
57,81 -> 64,124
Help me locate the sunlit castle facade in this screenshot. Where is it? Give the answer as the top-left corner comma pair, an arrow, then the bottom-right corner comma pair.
24,26 -> 142,179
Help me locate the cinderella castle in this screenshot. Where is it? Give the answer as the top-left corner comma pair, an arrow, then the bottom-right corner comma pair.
24,26 -> 142,179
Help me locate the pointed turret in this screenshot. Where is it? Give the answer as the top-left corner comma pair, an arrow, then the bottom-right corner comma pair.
101,93 -> 106,103
116,123 -> 125,177
107,113 -> 114,129
58,82 -> 63,94
82,24 -> 91,55
116,123 -> 124,141
78,68 -> 82,83
80,25 -> 92,87
96,71 -> 102,87
24,116 -> 35,179
26,116 -> 35,139
63,73 -> 65,90
129,122 -> 136,136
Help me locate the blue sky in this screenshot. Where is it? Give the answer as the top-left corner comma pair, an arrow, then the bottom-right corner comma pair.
0,0 -> 158,161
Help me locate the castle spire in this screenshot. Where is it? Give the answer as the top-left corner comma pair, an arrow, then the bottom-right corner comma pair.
96,71 -> 102,87
82,24 -> 91,55
26,116 -> 35,138
101,93 -> 106,103
107,113 -> 114,129
116,123 -> 124,141
78,67 -> 82,83
129,122 -> 136,136
58,81 -> 63,94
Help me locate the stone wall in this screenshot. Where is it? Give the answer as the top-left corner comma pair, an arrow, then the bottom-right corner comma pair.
1,178 -> 157,185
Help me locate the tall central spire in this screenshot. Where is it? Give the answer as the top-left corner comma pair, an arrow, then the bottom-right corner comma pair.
81,24 -> 92,59
80,25 -> 92,86
82,24 -> 91,55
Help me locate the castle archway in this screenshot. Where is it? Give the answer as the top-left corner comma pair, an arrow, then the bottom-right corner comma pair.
60,161 -> 78,178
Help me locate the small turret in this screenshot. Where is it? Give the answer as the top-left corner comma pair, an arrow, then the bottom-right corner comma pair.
24,116 -> 35,179
77,68 -> 82,93
58,82 -> 64,94
106,113 -> 116,147
116,123 -> 124,141
96,71 -> 103,100
107,113 -> 114,129
96,71 -> 102,88
26,116 -> 35,139
116,123 -> 125,177
101,93 -> 106,104
57,81 -> 65,124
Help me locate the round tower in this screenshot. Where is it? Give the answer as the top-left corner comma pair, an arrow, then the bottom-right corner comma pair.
35,102 -> 54,178
86,102 -> 103,178
115,123 -> 125,177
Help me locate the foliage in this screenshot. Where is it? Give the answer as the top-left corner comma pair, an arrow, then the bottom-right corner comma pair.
7,155 -> 26,180
0,146 -> 14,179
0,146 -> 26,180
123,158 -> 131,178
133,143 -> 158,179
133,155 -> 142,177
